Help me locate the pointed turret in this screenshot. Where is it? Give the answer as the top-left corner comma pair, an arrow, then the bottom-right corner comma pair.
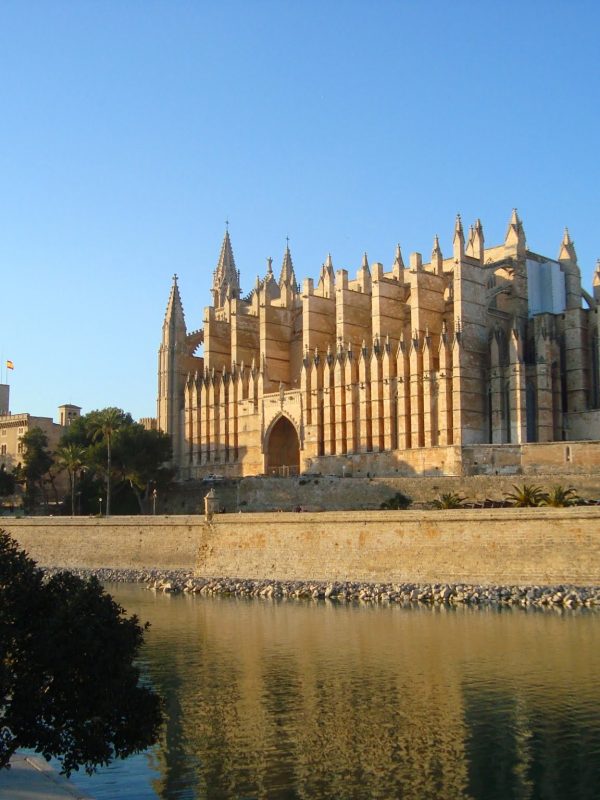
357,252 -> 371,293
279,243 -> 296,287
558,227 -> 577,263
504,209 -> 526,256
162,274 -> 187,345
317,254 -> 335,298
558,227 -> 582,310
157,274 -> 188,462
392,243 -> 405,280
453,214 -> 465,262
431,234 -> 443,275
212,228 -> 241,307
278,242 -> 298,306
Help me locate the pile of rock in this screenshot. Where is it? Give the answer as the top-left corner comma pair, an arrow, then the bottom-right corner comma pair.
41,567 -> 600,609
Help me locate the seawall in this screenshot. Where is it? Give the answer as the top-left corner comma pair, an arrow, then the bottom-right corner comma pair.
3,507 -> 600,586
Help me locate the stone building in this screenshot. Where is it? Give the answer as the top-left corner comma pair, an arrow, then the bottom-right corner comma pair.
0,386 -> 81,471
157,212 -> 600,478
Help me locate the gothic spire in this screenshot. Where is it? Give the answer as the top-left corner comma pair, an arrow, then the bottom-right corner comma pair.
453,214 -> 465,261
392,243 -> 404,280
504,208 -> 526,253
431,234 -> 443,274
558,227 -> 577,262
212,228 -> 240,306
164,274 -> 186,329
279,241 -> 297,288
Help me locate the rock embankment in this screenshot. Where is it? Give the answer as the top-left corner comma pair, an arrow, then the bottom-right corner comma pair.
42,567 -> 600,609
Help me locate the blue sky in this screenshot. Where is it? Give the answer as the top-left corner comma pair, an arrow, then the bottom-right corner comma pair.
1,1 -> 599,421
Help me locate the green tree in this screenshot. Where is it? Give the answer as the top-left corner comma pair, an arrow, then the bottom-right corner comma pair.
504,483 -> 546,507
55,443 -> 87,516
0,530 -> 162,775
87,408 -> 131,517
541,485 -> 580,507
58,409 -> 173,515
112,425 -> 173,513
21,428 -> 54,513
433,492 -> 466,509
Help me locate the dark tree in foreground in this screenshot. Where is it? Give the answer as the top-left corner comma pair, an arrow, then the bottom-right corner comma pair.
0,531 -> 162,775
0,465 -> 15,499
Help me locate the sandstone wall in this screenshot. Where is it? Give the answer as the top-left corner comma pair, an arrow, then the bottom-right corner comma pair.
3,507 -> 600,586
164,473 -> 600,514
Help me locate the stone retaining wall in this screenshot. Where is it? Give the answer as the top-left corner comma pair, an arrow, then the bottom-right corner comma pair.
3,507 -> 600,586
163,473 -> 600,515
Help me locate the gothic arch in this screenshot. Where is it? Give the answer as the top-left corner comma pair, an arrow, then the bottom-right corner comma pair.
264,414 -> 300,475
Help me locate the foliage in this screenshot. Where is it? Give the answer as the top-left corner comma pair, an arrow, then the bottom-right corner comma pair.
0,530 -> 162,775
87,408 -> 131,516
21,428 -> 54,512
55,444 -> 87,517
0,465 -> 15,498
541,485 -> 580,507
380,491 -> 412,510
504,483 -> 546,507
433,492 -> 466,509
59,408 -> 173,515
111,426 -> 174,513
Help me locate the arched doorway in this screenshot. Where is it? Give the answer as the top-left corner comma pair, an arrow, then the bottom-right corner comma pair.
265,416 -> 300,476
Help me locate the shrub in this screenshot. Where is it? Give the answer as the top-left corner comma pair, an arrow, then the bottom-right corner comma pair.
380,491 -> 412,510
504,483 -> 546,507
433,492 -> 466,509
541,485 -> 580,507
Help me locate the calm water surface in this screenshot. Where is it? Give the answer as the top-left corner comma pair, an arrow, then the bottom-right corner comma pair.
67,585 -> 600,800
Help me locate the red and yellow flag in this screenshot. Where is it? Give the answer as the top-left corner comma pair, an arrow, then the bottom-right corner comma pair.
6,361 -> 14,370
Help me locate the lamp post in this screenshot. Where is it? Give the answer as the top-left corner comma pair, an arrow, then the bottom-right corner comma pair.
152,488 -> 157,515
99,497 -> 103,517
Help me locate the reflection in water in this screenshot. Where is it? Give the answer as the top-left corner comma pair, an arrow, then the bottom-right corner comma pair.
70,588 -> 600,800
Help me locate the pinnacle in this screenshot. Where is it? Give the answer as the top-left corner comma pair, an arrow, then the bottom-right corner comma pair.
558,226 -> 577,261
361,252 -> 369,269
325,252 -> 334,270
164,274 -> 186,331
217,228 -> 236,273
279,243 -> 295,286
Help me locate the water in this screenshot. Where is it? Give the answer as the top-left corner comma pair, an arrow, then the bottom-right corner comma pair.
65,586 -> 600,799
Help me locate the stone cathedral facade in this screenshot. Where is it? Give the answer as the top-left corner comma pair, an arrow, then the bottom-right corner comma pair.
157,212 -> 600,478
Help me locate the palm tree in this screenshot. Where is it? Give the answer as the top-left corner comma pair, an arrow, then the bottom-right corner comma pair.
56,444 -> 87,516
433,492 -> 466,509
504,483 -> 546,507
89,408 -> 123,517
541,485 -> 580,507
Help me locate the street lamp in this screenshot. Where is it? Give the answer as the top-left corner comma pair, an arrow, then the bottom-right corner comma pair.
99,497 -> 103,517
152,488 -> 157,515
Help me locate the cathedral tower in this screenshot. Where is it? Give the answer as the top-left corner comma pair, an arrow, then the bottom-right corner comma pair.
158,274 -> 187,463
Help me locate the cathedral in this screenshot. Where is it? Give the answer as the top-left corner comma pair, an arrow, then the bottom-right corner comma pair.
157,212 -> 600,478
